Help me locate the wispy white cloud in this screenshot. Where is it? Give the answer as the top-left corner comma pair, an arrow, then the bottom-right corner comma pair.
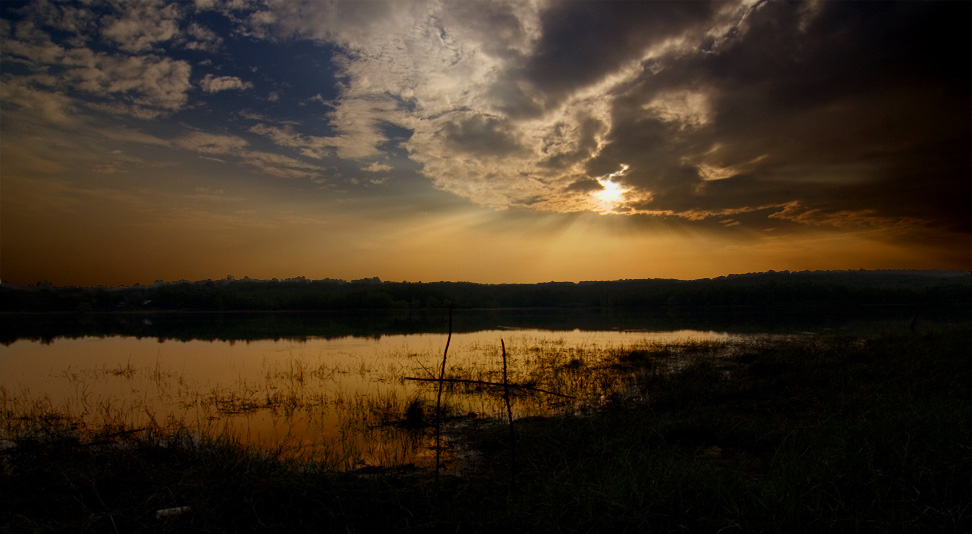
249,93 -> 395,161
239,150 -> 324,180
199,73 -> 252,93
173,131 -> 248,155
362,162 -> 391,173
0,76 -> 77,124
249,123 -> 330,159
170,129 -> 326,181
182,22 -> 222,52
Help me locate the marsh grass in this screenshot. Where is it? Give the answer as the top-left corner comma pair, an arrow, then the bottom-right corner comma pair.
459,327 -> 972,533
2,344 -> 460,473
3,326 -> 971,532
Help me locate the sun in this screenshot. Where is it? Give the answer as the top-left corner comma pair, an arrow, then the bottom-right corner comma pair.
595,179 -> 626,203
592,164 -> 631,212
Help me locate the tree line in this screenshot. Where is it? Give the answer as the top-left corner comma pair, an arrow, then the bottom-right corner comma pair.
2,270 -> 969,313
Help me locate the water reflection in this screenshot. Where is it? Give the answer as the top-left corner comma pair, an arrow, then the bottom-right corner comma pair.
4,306 -> 962,470
0,305 -> 936,346
1,326 -> 740,470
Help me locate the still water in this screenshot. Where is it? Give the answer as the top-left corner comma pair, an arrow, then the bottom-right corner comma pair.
0,307 -> 923,470
2,323 -> 747,468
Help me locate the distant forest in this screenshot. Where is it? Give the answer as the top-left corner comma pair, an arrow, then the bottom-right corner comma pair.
2,270 -> 969,313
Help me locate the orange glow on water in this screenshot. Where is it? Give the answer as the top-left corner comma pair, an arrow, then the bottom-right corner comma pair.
0,329 -> 738,467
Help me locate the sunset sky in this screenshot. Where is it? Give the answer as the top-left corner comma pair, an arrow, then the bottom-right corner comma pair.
1,0 -> 969,287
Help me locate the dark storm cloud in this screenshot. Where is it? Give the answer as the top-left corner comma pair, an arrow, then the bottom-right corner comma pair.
490,0 -> 718,117
565,177 -> 603,193
594,0 -> 971,235
538,114 -> 605,171
441,0 -> 531,62
525,1 -> 716,96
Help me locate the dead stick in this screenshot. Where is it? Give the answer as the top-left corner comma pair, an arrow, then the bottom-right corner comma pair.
435,304 -> 453,483
502,339 -> 517,495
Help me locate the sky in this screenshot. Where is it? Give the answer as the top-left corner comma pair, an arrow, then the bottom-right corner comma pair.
1,0 -> 969,287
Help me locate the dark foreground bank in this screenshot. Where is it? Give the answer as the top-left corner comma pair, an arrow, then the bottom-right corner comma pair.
2,326 -> 970,533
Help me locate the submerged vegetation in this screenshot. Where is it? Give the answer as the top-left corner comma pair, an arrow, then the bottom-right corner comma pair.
2,325 -> 970,532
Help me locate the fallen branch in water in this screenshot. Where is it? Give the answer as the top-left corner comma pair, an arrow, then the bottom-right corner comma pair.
402,376 -> 575,399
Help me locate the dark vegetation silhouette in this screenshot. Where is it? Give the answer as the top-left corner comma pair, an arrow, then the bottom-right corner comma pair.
2,270 -> 969,345
3,270 -> 969,313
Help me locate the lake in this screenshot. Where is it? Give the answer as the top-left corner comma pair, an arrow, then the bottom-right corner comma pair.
0,307 -> 937,470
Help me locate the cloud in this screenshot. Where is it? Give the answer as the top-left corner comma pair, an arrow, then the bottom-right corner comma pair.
321,95 -> 398,159
438,113 -> 524,158
1,1 -> 193,118
199,73 -> 253,93
94,126 -> 174,148
643,89 -> 712,131
548,0 -> 972,236
516,1 -> 717,108
240,150 -> 324,180
249,94 -> 395,161
99,0 -> 181,53
249,123 -> 332,159
182,22 -> 222,52
0,76 -> 77,124
81,53 -> 192,114
236,1 -> 759,216
173,131 -> 248,155
170,129 -> 325,180
362,162 -> 391,173
766,202 -> 935,242
3,0 -> 967,245
241,0 -> 546,178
